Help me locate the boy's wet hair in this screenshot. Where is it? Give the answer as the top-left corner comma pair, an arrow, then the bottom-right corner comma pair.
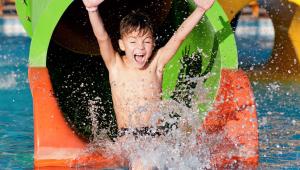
120,10 -> 154,38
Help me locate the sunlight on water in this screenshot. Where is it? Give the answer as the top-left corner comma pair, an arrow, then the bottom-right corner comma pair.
253,81 -> 300,169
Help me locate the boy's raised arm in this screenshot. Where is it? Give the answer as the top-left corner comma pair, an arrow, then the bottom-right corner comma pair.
157,0 -> 215,69
83,0 -> 116,69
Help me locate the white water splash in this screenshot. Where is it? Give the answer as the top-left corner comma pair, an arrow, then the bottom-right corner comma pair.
79,76 -> 224,169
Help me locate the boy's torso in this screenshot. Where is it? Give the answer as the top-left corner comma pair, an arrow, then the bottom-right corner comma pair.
109,54 -> 163,128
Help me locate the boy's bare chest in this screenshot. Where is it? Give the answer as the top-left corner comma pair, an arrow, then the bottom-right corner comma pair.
109,68 -> 162,99
112,70 -> 160,89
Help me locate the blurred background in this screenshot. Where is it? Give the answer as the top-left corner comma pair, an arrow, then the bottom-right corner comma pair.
0,0 -> 16,16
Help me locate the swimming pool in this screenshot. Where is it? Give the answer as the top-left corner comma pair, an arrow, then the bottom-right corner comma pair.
0,29 -> 33,168
255,82 -> 300,169
0,18 -> 299,169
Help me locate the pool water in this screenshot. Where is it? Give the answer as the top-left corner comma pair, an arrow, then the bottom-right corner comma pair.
0,18 -> 299,169
254,82 -> 300,169
0,34 -> 33,168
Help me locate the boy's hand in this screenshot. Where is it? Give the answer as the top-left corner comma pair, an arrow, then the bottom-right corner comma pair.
82,0 -> 104,11
194,0 -> 215,11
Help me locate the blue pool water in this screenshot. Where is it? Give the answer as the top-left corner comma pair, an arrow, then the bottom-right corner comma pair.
0,18 -> 299,169
0,32 -> 33,168
255,82 -> 300,169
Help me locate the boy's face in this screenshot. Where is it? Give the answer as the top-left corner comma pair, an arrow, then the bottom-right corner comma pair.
119,30 -> 155,69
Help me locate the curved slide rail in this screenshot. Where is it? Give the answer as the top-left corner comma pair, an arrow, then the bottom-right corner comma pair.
219,0 -> 300,82
16,0 -> 258,168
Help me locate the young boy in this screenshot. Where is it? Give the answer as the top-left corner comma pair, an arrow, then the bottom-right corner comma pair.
82,0 -> 215,133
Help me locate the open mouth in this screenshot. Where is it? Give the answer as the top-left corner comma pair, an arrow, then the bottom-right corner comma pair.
134,54 -> 145,65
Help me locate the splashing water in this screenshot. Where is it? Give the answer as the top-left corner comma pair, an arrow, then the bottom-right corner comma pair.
75,75 -> 227,169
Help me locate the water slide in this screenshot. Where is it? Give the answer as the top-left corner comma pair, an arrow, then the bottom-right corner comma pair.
16,0 -> 258,168
219,0 -> 300,82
